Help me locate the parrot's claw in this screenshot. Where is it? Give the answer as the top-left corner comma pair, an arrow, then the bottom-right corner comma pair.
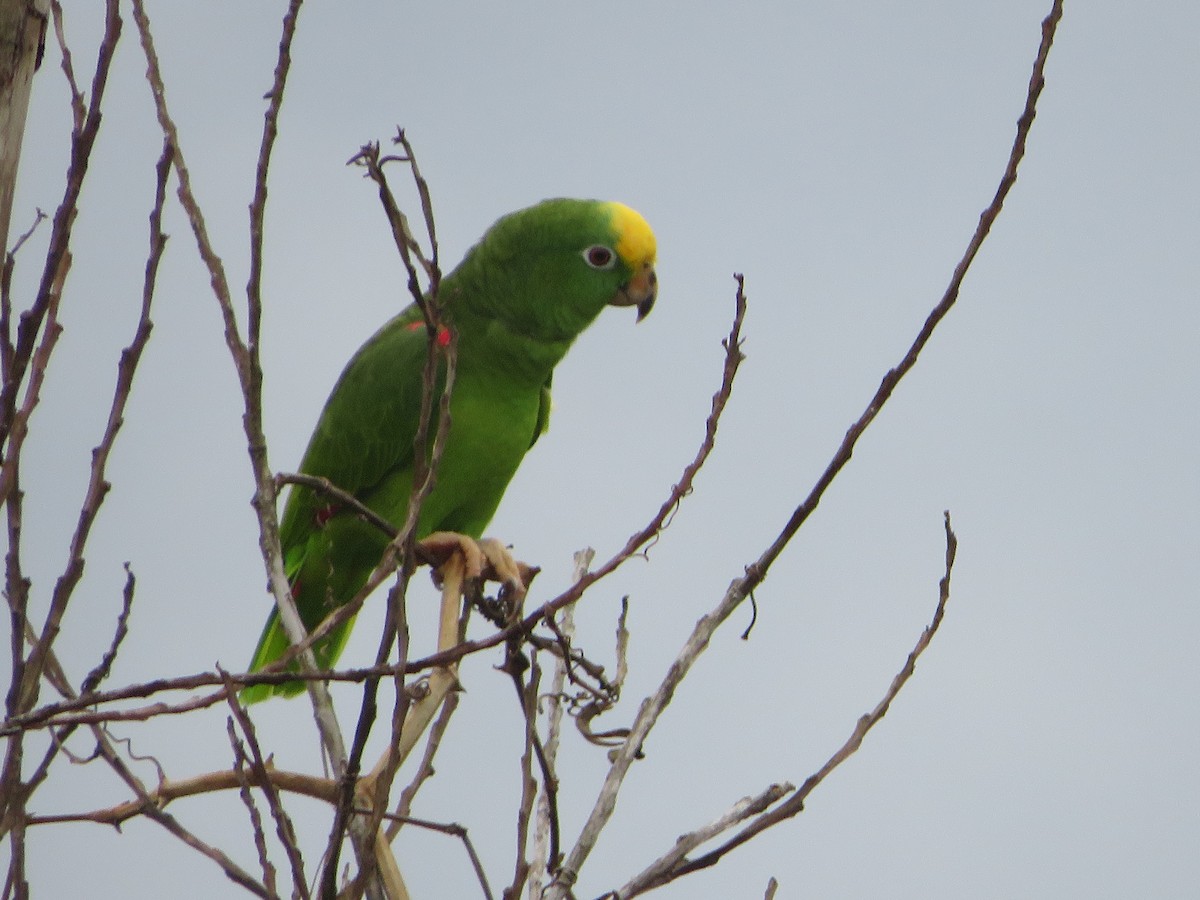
477,537 -> 528,598
418,532 -> 529,597
419,531 -> 487,582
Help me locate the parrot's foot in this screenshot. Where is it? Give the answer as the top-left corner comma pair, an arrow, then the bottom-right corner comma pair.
418,532 -> 533,598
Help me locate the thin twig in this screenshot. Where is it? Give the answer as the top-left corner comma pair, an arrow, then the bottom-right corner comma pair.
17,641 -> 275,896
275,473 -> 402,542
2,112 -> 169,865
1,208 -> 48,372
391,129 -> 439,294
130,0 -> 352,777
4,247 -> 65,712
348,140 -> 437,310
739,0 -> 1064,596
530,550 -> 591,894
323,136 -> 451,900
247,0 -> 302,351
48,1 -> 86,130
222,671 -> 310,900
529,277 -> 746,626
0,0 -> 119,493
369,812 -> 493,900
226,716 -> 280,899
1,602 -> 635,735
386,692 -> 459,839
27,765 -> 343,827
615,783 -> 794,897
78,563 -> 136,695
504,644 -> 541,899
0,11 -> 134,848
665,513 -> 960,885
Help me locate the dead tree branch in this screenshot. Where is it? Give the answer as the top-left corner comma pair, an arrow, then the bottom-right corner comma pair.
547,2 -> 1062,892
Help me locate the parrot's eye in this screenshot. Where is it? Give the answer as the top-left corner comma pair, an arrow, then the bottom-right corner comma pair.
582,245 -> 616,270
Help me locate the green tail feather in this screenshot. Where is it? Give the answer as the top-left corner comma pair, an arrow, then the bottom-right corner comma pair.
240,607 -> 357,704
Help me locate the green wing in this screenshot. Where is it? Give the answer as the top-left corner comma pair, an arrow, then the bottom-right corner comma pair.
244,310 -> 436,701
279,308 -> 430,548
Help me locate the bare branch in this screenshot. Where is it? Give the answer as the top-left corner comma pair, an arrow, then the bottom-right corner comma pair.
20,133 -> 167,711
1,208 -> 48,373
531,277 -> 746,624
226,716 -> 280,899
48,1 -> 85,130
529,549 -> 592,896
222,672 -> 310,900
386,692 -> 460,839
322,135 -> 452,900
739,0 -> 1064,595
616,783 -> 794,898
27,765 -> 342,827
0,0 -> 119,478
665,513 -> 960,884
78,562 -> 136,696
2,248 -> 64,710
548,3 -> 1061,891
275,473 -> 402,542
247,0 -> 303,351
130,0 -> 354,789
347,139 -> 437,315
371,812 -> 493,900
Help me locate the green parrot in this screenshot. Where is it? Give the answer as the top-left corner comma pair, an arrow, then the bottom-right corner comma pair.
243,198 -> 657,702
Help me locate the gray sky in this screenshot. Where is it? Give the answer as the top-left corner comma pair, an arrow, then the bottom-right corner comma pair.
9,1 -> 1198,897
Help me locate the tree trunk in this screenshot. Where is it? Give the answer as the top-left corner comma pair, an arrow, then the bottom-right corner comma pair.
0,0 -> 46,255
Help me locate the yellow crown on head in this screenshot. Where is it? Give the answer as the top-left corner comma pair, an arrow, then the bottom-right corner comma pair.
607,202 -> 657,270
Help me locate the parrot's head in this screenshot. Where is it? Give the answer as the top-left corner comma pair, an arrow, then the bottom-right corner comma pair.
600,201 -> 658,322
454,198 -> 658,344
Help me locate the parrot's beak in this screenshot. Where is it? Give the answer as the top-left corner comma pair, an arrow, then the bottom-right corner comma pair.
611,263 -> 657,322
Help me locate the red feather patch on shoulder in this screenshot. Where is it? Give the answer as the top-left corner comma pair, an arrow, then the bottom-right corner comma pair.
405,321 -> 451,347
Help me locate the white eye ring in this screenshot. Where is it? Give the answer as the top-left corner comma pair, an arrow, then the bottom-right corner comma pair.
582,245 -> 617,270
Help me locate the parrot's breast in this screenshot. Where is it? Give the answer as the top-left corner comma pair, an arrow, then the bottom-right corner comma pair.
414,369 -> 542,538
